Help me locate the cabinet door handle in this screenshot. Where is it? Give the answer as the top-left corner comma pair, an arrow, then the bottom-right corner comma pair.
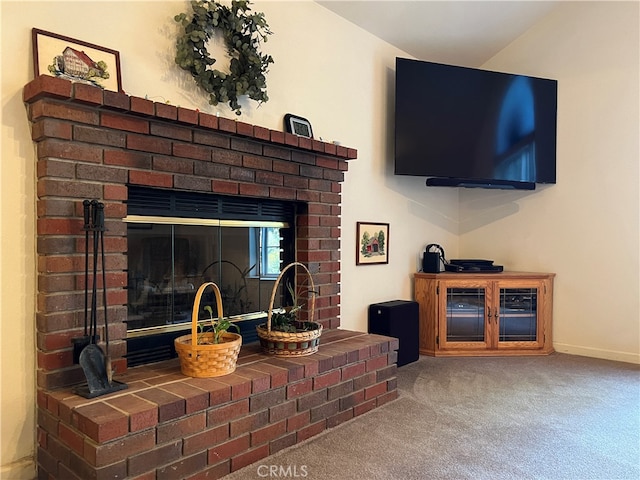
487,307 -> 491,323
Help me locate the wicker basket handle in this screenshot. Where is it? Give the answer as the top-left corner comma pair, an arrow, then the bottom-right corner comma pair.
191,282 -> 224,347
267,262 -> 315,333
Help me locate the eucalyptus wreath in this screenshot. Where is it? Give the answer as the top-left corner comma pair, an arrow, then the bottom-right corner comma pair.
174,0 -> 274,115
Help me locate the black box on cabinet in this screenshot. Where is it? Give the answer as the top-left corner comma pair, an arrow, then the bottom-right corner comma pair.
368,300 -> 419,367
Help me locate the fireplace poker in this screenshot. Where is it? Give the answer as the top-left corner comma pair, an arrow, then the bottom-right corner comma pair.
96,202 -> 113,383
90,200 -> 99,346
83,200 -> 91,341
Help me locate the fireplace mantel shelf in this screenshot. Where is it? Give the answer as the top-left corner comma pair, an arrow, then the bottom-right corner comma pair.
24,75 -> 358,160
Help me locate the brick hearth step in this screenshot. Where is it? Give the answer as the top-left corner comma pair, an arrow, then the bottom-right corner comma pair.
37,330 -> 399,480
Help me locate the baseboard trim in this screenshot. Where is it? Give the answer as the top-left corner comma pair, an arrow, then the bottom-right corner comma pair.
553,342 -> 640,364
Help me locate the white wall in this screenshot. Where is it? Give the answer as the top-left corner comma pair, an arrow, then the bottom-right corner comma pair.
1,1 -> 638,478
460,1 -> 640,364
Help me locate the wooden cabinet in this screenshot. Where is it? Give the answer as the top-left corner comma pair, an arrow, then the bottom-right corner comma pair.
415,272 -> 554,356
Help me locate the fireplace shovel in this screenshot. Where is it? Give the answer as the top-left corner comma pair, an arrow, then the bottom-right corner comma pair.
71,200 -> 95,363
73,200 -> 127,399
77,344 -> 111,395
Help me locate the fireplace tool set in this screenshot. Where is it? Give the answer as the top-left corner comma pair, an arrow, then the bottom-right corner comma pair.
72,199 -> 127,398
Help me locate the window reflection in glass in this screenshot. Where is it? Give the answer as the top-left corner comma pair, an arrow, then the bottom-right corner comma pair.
446,288 -> 485,342
127,223 -> 286,332
499,288 -> 537,342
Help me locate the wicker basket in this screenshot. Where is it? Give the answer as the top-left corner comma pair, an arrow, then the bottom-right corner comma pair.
256,262 -> 323,357
174,282 -> 242,377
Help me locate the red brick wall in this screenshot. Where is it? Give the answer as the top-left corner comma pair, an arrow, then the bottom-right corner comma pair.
24,75 -> 356,391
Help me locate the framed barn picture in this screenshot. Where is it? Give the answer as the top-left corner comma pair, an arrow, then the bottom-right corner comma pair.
356,222 -> 389,265
32,28 -> 122,92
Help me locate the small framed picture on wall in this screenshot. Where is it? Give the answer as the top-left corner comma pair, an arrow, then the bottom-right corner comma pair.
356,222 -> 389,265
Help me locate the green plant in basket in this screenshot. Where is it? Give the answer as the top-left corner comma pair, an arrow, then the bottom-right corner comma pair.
270,281 -> 317,333
198,305 -> 239,344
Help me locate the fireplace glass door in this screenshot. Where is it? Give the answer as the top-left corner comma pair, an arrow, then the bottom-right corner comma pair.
127,220 -> 289,332
125,219 -> 295,366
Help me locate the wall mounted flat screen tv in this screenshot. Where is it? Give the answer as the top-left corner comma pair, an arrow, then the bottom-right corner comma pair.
394,57 -> 557,190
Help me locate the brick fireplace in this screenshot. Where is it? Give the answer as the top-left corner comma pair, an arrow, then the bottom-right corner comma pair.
25,75 -> 398,479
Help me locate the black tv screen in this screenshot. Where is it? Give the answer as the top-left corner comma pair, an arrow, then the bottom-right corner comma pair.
394,58 -> 557,189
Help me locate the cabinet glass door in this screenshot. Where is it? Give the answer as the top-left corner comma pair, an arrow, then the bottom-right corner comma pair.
446,288 -> 486,343
498,288 -> 537,342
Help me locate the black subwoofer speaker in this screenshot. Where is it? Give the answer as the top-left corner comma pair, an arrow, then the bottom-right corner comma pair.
368,300 -> 419,367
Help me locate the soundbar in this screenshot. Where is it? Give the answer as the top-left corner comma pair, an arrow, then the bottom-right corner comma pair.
426,177 -> 535,190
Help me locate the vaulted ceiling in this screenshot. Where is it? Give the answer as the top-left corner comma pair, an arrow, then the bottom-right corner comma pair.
316,1 -> 561,67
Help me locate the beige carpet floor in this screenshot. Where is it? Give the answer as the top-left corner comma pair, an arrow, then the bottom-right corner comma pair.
225,353 -> 640,480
